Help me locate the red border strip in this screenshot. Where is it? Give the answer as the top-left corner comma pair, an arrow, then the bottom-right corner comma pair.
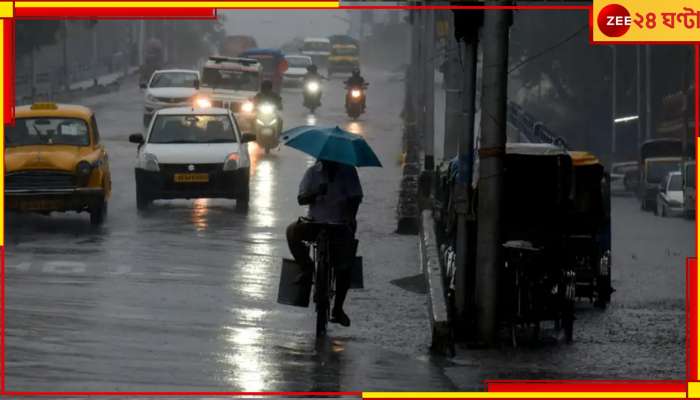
689,258 -> 698,382
2,4 -> 699,397
5,391 -> 362,396
486,382 -> 687,393
15,8 -> 216,18
3,19 -> 12,124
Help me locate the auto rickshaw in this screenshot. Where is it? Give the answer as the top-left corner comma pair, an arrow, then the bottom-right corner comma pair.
434,144 -> 578,345
499,143 -> 576,344
566,151 -> 612,308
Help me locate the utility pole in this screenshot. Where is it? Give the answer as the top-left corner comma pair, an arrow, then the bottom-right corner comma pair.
423,8 -> 436,171
443,11 -> 463,160
611,46 -> 617,159
645,45 -> 652,140
138,20 -> 145,66
62,20 -> 69,91
474,5 -> 512,345
636,45 -> 642,147
450,5 -> 482,330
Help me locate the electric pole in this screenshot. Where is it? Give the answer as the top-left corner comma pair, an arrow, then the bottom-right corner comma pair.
474,5 -> 512,345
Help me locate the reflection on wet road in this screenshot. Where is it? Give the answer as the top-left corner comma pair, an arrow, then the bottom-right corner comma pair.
6,70 -> 452,392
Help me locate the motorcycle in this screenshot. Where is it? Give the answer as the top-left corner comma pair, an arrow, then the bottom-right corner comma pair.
345,83 -> 368,120
303,80 -> 322,113
254,102 -> 282,154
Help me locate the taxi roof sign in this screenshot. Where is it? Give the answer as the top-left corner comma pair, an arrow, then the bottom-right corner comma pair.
30,102 -> 58,110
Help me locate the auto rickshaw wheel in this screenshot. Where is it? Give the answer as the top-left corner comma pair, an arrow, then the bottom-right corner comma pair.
90,198 -> 107,226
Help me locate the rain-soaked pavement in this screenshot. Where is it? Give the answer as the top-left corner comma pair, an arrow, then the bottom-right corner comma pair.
5,69 -> 693,392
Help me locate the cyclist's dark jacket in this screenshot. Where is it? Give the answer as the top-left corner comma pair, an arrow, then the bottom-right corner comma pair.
298,161 -> 363,223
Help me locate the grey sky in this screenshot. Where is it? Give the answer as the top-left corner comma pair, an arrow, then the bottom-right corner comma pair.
218,10 -> 352,49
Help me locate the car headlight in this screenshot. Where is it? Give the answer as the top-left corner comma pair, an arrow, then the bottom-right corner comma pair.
241,101 -> 255,114
142,152 -> 160,172
223,153 -> 239,171
351,89 -> 362,98
258,103 -> 275,115
194,97 -> 212,108
306,81 -> 320,92
76,160 -> 93,176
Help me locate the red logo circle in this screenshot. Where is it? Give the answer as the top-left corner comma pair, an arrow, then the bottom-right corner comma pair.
597,4 -> 631,37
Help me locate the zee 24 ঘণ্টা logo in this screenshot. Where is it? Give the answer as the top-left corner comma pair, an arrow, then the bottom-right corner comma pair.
595,1 -> 700,42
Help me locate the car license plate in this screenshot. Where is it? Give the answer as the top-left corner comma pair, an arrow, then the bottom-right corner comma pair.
174,173 -> 209,183
17,199 -> 63,211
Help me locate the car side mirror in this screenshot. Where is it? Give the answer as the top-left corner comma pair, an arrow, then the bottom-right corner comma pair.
129,133 -> 144,144
241,132 -> 256,143
194,80 -> 200,90
139,83 -> 147,89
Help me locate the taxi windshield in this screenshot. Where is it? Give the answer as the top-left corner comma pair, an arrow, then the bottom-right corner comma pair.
201,67 -> 259,91
149,72 -> 198,88
6,117 -> 90,147
303,41 -> 330,52
148,115 -> 237,144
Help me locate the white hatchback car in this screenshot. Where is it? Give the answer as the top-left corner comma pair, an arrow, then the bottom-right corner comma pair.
129,106 -> 255,210
141,69 -> 200,126
656,171 -> 684,217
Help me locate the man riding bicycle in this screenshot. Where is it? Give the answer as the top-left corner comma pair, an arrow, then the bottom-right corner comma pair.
286,159 -> 363,327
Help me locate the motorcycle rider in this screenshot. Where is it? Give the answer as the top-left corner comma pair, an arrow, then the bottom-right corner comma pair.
303,64 -> 325,83
253,80 -> 283,110
286,159 -> 363,327
253,80 -> 283,132
344,68 -> 367,111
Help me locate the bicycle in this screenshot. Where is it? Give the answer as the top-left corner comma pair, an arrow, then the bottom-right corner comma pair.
305,221 -> 354,339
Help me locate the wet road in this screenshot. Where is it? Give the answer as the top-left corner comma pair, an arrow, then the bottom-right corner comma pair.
7,70 -> 451,392
6,70 -> 694,392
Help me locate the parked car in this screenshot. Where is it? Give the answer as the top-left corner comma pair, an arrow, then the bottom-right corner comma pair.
5,102 -> 112,225
683,160 -> 696,219
656,171 -> 684,217
638,139 -> 682,211
610,161 -> 638,195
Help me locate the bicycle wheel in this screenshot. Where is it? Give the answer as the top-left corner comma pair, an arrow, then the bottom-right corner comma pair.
315,252 -> 329,339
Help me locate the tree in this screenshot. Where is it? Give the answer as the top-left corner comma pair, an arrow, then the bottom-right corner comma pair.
16,21 -> 61,100
508,10 -> 612,155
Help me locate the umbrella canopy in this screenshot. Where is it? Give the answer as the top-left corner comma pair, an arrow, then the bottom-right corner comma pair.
281,125 -> 382,167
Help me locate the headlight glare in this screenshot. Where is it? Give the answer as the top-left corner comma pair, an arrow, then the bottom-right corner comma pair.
241,101 -> 255,113
351,89 -> 362,98
258,103 -> 275,114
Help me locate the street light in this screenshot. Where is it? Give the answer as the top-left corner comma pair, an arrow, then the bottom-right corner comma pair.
614,115 -> 639,123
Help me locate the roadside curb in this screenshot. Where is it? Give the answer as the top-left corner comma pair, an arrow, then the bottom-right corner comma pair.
419,209 -> 454,356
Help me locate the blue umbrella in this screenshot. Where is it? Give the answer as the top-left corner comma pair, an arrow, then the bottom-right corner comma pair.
281,125 -> 383,167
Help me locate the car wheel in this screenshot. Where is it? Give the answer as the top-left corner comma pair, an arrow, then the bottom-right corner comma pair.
136,182 -> 152,210
90,198 -> 107,226
236,168 -> 250,212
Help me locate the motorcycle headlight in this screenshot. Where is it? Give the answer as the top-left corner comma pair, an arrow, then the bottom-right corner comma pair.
223,153 -> 239,171
76,160 -> 93,176
142,152 -> 160,172
306,81 -> 320,92
241,101 -> 255,114
351,89 -> 362,98
258,103 -> 275,115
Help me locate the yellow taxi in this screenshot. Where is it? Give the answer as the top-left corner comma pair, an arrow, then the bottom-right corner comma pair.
5,102 -> 112,225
